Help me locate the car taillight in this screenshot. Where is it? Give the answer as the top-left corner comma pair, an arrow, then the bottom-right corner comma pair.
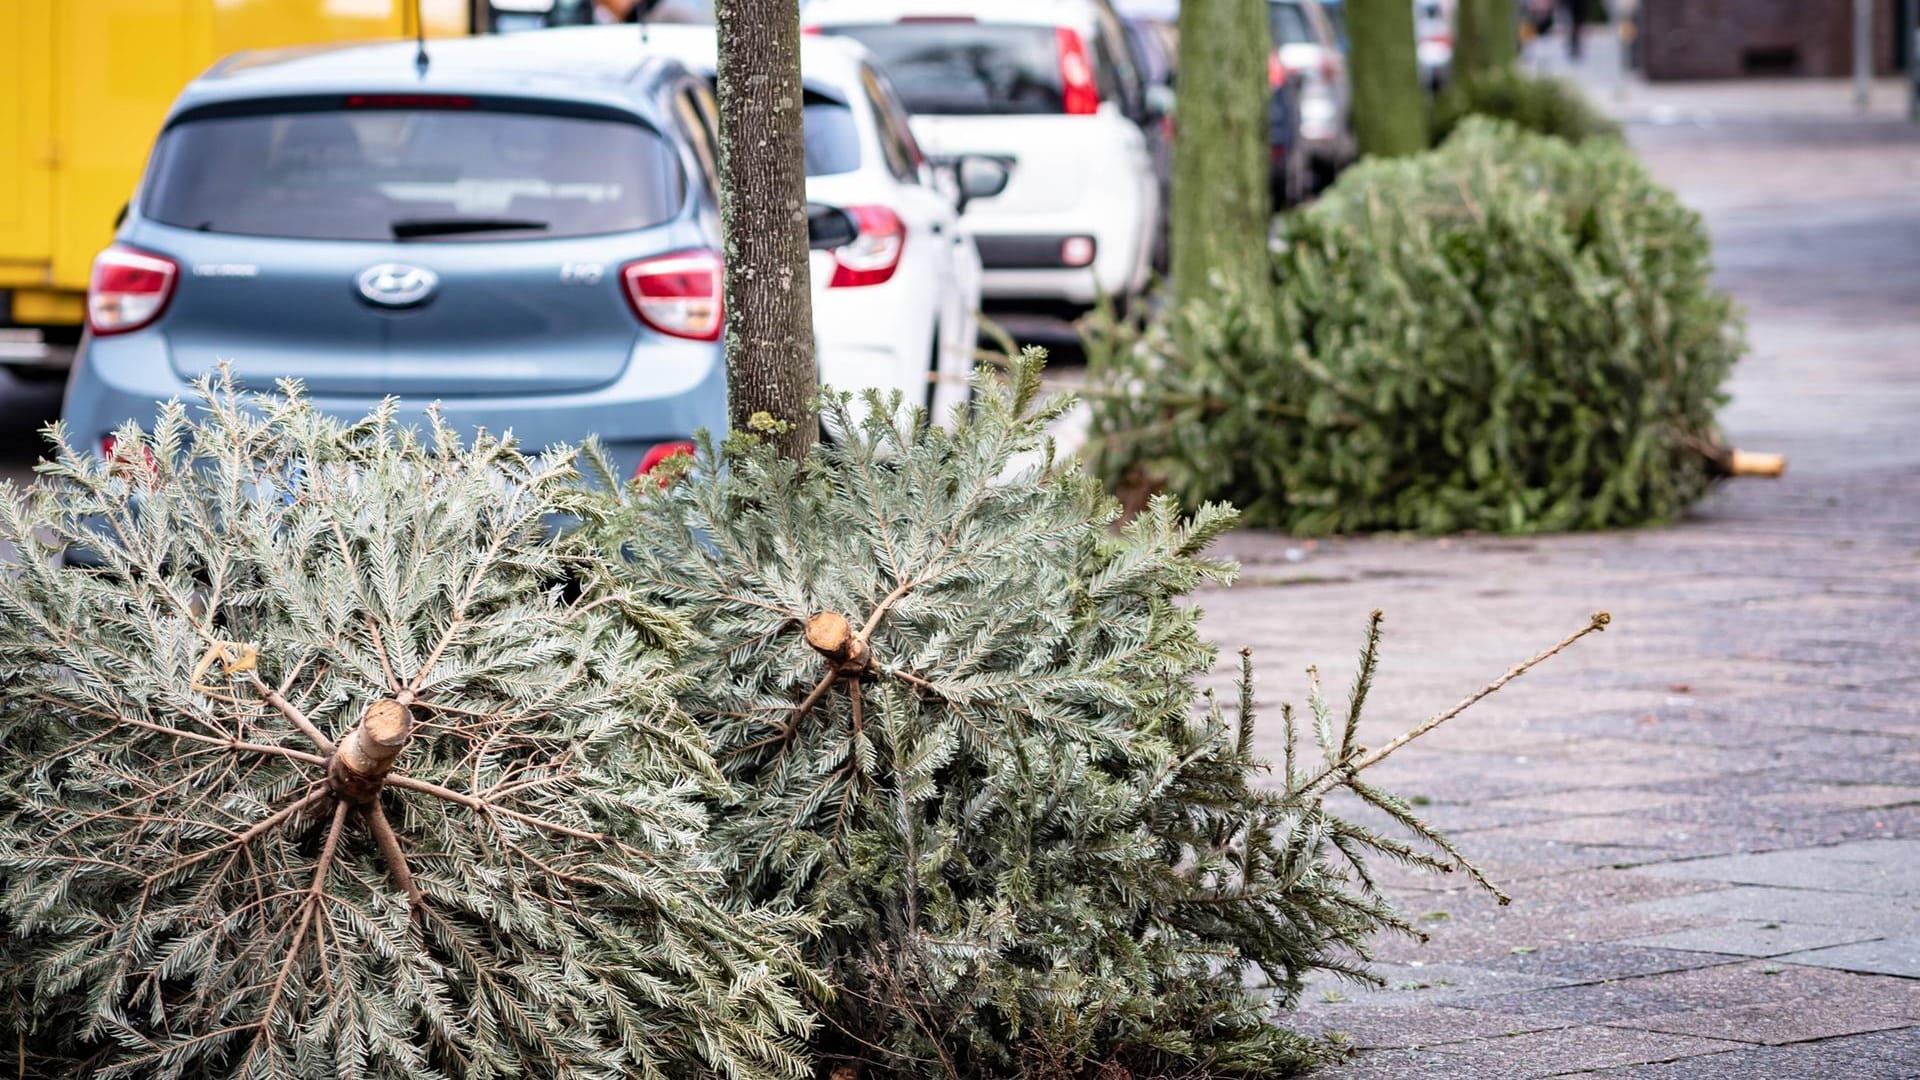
828,206 -> 906,289
1056,27 -> 1100,115
634,440 -> 696,484
87,246 -> 177,336
622,250 -> 723,341
1269,52 -> 1288,88
100,434 -> 159,479
1421,31 -> 1453,46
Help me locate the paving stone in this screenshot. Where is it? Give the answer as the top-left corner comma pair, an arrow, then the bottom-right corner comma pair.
1458,960 -> 1915,1025
1469,943 -> 1733,984
1622,920 -> 1889,958
1775,935 -> 1920,979
1577,1040 -> 1920,1078
1424,1025 -> 1744,1078
1483,789 -> 1717,818
1293,1004 -> 1571,1049
1824,1025 -> 1920,1064
1308,1047 -> 1449,1080
1619,998 -> 1913,1046
1620,884 -> 1920,933
1636,842 -> 1920,895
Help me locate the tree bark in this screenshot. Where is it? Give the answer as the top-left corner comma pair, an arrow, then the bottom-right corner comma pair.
1454,0 -> 1518,82
1347,0 -> 1429,156
714,0 -> 817,460
1171,0 -> 1272,310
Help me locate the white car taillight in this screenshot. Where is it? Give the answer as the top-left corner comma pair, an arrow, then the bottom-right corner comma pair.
828,206 -> 907,288
622,250 -> 723,341
87,246 -> 178,336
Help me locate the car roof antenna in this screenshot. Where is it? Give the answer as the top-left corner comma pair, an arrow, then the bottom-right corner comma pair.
638,0 -> 652,45
411,0 -> 430,77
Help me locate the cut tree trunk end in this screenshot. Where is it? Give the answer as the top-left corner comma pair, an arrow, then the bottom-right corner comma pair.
805,611 -> 870,674
327,697 -> 414,804
1727,450 -> 1787,478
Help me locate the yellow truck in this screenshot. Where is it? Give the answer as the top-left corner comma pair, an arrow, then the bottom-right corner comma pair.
0,1 -> 475,379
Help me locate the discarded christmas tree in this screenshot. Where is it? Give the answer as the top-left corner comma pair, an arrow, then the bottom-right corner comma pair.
0,383 -> 817,1079
594,352 -> 1607,1078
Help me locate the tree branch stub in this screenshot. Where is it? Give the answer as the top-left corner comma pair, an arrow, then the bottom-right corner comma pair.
327,698 -> 413,804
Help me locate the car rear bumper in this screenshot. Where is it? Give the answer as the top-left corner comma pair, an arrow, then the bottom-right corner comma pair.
969,228 -> 1139,305
62,329 -> 729,482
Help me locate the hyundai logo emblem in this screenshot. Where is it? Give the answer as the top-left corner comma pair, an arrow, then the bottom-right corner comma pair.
356,263 -> 438,308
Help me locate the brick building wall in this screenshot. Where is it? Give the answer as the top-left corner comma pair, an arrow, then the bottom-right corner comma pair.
1643,0 -> 1900,80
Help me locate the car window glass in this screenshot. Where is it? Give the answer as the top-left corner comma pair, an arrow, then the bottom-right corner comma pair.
803,101 -> 864,176
1092,7 -> 1143,115
861,66 -> 920,182
1317,0 -> 1349,49
674,87 -> 722,200
822,23 -> 1065,115
144,107 -> 684,241
1269,1 -> 1315,45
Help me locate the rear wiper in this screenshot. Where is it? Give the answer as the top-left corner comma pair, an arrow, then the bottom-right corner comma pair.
390,217 -> 549,239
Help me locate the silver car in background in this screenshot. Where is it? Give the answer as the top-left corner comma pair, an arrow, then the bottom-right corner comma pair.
1268,0 -> 1354,190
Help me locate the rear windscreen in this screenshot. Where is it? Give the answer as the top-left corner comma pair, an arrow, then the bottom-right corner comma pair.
822,24 -> 1065,115
803,102 -> 863,176
1268,2 -> 1315,46
142,107 -> 685,242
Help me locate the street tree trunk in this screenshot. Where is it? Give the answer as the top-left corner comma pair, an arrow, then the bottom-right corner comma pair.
1454,0 -> 1518,82
714,0 -> 817,460
1172,0 -> 1271,309
1347,0 -> 1428,156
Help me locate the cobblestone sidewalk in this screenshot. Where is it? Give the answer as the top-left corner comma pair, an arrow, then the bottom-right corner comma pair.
1205,114 -> 1920,1076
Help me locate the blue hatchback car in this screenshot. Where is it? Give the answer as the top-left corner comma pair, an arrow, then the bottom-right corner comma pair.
66,31 -> 730,482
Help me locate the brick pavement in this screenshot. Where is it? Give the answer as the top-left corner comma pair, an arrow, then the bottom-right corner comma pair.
1204,110 -> 1920,1075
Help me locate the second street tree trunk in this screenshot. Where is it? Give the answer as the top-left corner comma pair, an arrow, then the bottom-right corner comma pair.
1455,0 -> 1518,82
1172,0 -> 1271,310
1348,0 -> 1429,156
714,0 -> 818,460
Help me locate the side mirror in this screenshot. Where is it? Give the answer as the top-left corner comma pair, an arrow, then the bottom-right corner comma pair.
805,203 -> 860,251
1144,84 -> 1175,121
953,155 -> 1011,214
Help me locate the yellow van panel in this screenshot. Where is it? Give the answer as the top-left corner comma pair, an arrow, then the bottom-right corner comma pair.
50,1 -> 198,291
8,0 -> 470,323
11,290 -> 87,325
0,0 -> 54,267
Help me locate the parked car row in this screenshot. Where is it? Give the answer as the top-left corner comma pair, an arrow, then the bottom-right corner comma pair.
62,0 -> 1459,490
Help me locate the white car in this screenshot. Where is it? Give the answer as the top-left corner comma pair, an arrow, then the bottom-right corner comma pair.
803,0 -> 1164,314
633,25 -> 999,424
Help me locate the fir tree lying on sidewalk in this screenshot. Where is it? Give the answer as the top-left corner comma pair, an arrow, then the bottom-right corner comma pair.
595,349 -> 1606,1078
0,384 -> 817,1080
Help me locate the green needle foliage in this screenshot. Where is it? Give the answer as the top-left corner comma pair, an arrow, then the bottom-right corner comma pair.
0,382 -> 817,1080
593,351 -> 1604,1078
1086,119 -> 1743,535
1433,70 -> 1621,146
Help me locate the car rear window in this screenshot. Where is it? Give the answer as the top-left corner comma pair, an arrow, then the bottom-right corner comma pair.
821,23 -> 1066,115
1269,2 -> 1315,46
142,106 -> 685,242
